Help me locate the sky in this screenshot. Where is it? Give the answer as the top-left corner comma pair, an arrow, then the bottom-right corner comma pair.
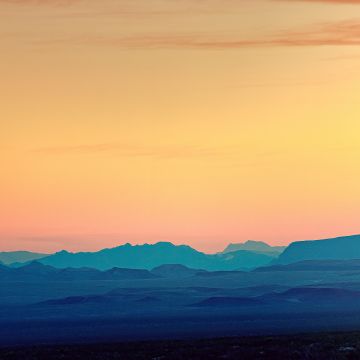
1,0 -> 360,254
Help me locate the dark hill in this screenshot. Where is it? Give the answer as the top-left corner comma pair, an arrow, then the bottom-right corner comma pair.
265,287 -> 360,303
151,264 -> 206,277
0,261 -> 157,281
39,295 -> 112,306
194,296 -> 263,307
255,259 -> 360,272
0,251 -> 48,265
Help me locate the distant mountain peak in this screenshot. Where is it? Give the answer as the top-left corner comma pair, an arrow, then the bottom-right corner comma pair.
115,241 -> 179,249
222,241 -> 286,255
56,250 -> 71,255
152,241 -> 176,247
244,240 -> 270,246
36,241 -> 273,271
23,261 -> 45,268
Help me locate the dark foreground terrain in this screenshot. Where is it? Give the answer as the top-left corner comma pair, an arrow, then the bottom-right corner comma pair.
2,332 -> 360,360
5,259 -> 360,352
5,261 -> 360,346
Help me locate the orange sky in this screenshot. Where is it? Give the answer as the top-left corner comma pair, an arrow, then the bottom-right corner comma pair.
1,0 -> 360,253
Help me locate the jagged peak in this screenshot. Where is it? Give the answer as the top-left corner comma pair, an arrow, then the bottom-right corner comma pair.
56,250 -> 70,255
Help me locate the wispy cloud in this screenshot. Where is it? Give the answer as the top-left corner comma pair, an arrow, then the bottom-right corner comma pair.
4,1 -> 360,50
0,0 -> 245,14
0,0 -> 80,5
281,0 -> 360,4
32,20 -> 360,49
5,0 -> 360,6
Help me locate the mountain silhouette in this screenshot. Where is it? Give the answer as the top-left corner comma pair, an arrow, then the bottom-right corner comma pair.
277,235 -> 360,264
0,261 -> 157,281
222,241 -> 285,255
37,242 -> 273,271
39,295 -> 113,306
193,287 -> 360,309
255,259 -> 360,272
151,264 -> 207,278
0,251 -> 47,265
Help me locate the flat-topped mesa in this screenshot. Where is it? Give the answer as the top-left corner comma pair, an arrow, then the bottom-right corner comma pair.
222,240 -> 286,254
276,234 -> 360,264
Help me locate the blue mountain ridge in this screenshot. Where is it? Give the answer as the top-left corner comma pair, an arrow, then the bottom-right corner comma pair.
277,234 -> 360,264
37,242 -> 274,271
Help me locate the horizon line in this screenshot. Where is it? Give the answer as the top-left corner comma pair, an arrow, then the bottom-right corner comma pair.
1,233 -> 360,255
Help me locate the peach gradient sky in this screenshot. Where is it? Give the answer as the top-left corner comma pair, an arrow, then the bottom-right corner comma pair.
1,0 -> 360,253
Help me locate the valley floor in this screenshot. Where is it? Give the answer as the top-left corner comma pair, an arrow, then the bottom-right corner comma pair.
4,261 -> 360,351
2,331 -> 360,360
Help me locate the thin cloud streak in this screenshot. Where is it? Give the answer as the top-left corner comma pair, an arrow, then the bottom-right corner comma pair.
3,1 -> 360,50
282,0 -> 360,3
0,0 -> 247,14
32,20 -> 360,49
0,0 -> 80,5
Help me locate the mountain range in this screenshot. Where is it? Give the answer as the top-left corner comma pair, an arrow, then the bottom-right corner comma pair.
0,261 -> 158,281
3,234 -> 360,272
3,234 -> 360,346
35,242 -> 274,271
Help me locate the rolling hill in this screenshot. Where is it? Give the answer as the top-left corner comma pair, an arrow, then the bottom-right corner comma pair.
255,259 -> 360,272
0,261 -> 157,281
0,251 -> 48,265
